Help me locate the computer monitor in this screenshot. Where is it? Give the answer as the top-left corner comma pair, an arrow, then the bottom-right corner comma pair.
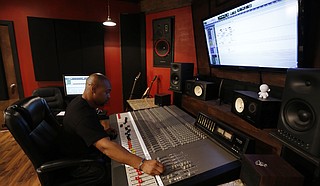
63,75 -> 88,96
203,0 -> 299,71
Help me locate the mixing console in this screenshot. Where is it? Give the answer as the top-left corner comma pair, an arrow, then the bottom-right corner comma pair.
115,112 -> 160,186
110,105 -> 253,186
131,107 -> 206,153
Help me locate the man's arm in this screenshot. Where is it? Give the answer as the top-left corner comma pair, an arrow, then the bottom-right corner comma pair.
100,119 -> 110,130
99,120 -> 117,140
94,137 -> 164,175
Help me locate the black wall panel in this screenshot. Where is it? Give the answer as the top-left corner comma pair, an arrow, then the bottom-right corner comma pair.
120,13 -> 147,108
81,22 -> 105,74
28,18 -> 60,80
55,20 -> 82,75
28,17 -> 105,81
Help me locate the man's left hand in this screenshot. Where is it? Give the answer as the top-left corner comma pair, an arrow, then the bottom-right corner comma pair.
106,128 -> 118,140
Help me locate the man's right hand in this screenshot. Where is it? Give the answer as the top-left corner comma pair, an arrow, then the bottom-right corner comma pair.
140,159 -> 165,176
95,138 -> 165,176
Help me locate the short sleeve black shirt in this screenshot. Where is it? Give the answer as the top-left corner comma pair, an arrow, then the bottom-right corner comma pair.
60,96 -> 108,158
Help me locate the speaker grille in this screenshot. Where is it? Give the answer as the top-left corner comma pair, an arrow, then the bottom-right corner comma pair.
154,40 -> 170,57
248,102 -> 257,114
171,73 -> 180,85
284,99 -> 315,132
171,63 -> 180,71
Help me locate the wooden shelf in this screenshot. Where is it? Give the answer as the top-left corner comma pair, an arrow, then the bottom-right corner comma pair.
181,94 -> 283,155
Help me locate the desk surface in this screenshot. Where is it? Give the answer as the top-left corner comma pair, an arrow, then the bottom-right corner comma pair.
126,98 -> 158,111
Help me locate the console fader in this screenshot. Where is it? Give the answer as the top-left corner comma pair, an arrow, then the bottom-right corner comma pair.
110,105 -> 254,186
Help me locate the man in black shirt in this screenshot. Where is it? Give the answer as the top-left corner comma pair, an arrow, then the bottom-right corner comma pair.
61,73 -> 164,185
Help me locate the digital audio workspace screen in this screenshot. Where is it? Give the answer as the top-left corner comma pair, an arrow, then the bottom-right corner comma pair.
64,76 -> 88,95
203,0 -> 298,68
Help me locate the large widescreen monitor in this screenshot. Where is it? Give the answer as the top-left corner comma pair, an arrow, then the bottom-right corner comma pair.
203,0 -> 299,70
63,75 -> 88,96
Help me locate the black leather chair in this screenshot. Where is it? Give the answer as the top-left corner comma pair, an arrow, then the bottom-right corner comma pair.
4,96 -> 107,186
32,87 -> 65,115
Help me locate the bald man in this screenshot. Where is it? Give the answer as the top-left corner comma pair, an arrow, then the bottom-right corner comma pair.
60,73 -> 164,185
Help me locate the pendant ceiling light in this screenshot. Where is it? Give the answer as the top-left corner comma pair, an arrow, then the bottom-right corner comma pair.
103,0 -> 116,26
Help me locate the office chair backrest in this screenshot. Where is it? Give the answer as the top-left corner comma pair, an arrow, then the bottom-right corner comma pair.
4,96 -> 62,168
32,87 -> 64,115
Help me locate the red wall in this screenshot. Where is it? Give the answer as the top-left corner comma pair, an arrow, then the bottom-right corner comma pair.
145,6 -> 197,100
0,0 -> 197,114
0,0 -> 139,114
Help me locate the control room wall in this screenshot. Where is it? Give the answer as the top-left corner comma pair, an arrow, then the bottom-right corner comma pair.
0,0 -> 139,114
145,6 -> 197,101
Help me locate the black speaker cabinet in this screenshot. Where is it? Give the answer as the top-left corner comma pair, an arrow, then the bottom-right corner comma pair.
231,90 -> 281,129
153,17 -> 174,67
169,62 -> 194,92
276,68 -> 320,157
184,80 -> 218,101
155,93 -> 171,106
240,154 -> 304,186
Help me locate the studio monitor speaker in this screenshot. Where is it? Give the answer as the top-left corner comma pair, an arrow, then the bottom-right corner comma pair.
153,17 -> 174,67
276,68 -> 320,157
169,63 -> 194,92
185,80 -> 218,101
231,90 -> 281,129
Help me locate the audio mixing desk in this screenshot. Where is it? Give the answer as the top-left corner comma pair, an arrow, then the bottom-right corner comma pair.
110,105 -> 254,186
